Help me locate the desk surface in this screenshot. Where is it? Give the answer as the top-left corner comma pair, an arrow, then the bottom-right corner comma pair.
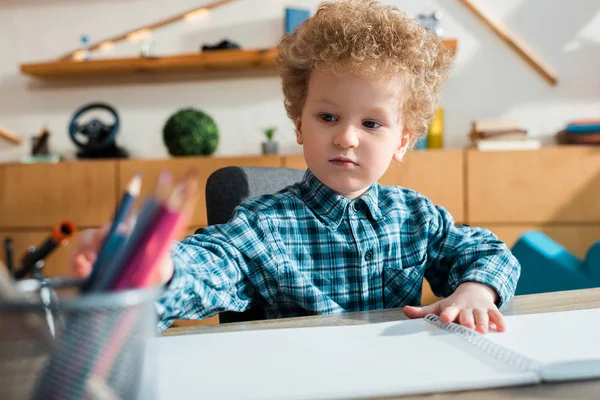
163,288 -> 600,399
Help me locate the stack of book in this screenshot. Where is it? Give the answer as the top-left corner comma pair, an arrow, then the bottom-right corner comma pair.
469,119 -> 541,151
558,120 -> 600,145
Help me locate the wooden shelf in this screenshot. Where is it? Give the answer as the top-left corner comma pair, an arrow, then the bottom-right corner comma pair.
20,39 -> 457,80
20,48 -> 279,79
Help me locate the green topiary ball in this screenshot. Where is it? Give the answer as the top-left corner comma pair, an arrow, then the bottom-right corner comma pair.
162,108 -> 219,156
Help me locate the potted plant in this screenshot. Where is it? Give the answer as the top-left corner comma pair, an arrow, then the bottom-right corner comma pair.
262,127 -> 279,154
162,108 -> 219,156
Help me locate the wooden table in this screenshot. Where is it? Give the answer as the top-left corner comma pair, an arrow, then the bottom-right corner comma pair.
163,288 -> 600,399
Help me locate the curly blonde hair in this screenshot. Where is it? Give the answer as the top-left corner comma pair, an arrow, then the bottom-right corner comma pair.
276,0 -> 453,145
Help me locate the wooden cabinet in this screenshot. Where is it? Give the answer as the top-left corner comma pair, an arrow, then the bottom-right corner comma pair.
0,160 -> 117,229
380,150 -> 464,223
282,155 -> 306,170
466,147 -> 600,259
118,155 -> 281,227
467,147 -> 600,224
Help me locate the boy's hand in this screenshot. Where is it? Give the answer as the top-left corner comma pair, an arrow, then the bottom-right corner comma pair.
71,226 -> 175,285
71,225 -> 110,279
402,282 -> 505,334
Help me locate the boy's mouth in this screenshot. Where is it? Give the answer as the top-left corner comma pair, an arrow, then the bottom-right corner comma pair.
329,157 -> 359,168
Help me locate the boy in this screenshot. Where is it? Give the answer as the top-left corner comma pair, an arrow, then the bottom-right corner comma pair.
73,0 -> 520,334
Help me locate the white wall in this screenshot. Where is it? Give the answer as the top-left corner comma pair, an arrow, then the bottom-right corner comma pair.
0,0 -> 598,162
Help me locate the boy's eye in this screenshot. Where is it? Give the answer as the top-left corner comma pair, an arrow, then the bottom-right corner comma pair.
319,113 -> 338,122
363,120 -> 381,129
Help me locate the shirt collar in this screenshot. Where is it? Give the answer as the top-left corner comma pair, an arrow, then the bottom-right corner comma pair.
298,169 -> 383,230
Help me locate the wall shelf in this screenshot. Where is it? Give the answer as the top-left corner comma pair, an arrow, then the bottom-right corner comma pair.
20,48 -> 279,80
20,39 -> 457,80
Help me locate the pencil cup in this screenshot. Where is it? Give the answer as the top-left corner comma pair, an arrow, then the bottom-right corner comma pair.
0,277 -> 160,400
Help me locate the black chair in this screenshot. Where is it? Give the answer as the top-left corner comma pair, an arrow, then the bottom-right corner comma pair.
199,166 -> 305,323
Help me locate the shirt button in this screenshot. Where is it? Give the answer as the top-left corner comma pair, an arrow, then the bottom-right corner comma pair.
364,249 -> 374,261
352,202 -> 361,212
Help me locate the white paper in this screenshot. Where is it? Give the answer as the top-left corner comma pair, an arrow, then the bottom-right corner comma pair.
141,318 -> 536,400
487,308 -> 600,363
486,308 -> 600,381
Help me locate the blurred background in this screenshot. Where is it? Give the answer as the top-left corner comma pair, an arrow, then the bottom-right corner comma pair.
0,0 -> 599,326
0,0 -> 598,159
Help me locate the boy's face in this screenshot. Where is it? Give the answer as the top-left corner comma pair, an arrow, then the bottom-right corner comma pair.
296,70 -> 410,199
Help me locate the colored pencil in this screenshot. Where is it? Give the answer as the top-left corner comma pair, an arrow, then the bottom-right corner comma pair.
111,170 -> 197,290
33,169 -> 199,399
82,174 -> 142,292
92,171 -> 173,291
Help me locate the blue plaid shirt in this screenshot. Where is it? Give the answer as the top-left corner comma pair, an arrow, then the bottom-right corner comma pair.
157,170 -> 520,331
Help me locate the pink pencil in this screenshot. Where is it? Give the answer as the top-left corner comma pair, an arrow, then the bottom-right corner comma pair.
132,210 -> 191,288
113,210 -> 184,290
111,179 -> 194,290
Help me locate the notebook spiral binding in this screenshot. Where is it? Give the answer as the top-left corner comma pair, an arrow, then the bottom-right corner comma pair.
424,314 -> 541,373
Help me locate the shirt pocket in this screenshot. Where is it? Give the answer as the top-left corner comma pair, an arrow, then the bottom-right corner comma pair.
382,251 -> 427,308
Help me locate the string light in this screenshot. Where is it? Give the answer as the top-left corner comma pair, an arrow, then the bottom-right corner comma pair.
71,50 -> 86,61
126,29 -> 152,42
98,41 -> 115,51
183,8 -> 210,22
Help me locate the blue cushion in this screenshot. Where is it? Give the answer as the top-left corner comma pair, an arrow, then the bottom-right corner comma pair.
512,231 -> 599,295
584,241 -> 600,281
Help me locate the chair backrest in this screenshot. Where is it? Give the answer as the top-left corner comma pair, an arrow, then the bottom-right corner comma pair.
202,166 -> 306,323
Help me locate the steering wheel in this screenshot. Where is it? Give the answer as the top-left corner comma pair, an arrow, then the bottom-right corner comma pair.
68,103 -> 120,150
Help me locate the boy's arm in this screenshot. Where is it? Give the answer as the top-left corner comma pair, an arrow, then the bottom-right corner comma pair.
424,204 -> 521,308
156,209 -> 274,331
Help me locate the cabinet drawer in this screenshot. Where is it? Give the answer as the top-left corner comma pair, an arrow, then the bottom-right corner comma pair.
0,161 -> 117,228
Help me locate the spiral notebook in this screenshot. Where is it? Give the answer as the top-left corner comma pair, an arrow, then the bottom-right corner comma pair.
140,307 -> 600,399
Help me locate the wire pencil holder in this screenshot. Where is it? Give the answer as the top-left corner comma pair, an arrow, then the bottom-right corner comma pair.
0,277 -> 159,400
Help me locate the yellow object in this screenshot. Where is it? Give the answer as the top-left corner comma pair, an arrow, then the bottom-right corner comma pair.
427,107 -> 444,149
0,125 -> 22,145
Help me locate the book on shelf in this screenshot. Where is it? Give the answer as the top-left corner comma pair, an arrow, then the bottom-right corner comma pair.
471,119 -> 522,133
474,138 -> 542,151
468,118 -> 539,151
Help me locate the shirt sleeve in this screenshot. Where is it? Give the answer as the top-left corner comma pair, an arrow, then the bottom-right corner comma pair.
423,203 -> 521,308
155,207 -> 274,331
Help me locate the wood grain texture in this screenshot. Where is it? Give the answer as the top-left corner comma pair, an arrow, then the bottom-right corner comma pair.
170,316 -> 220,327
22,49 -> 279,79
281,155 -> 306,170
467,147 -> 600,224
118,156 -> 281,228
163,288 -> 600,398
0,160 -> 117,228
381,150 -> 464,223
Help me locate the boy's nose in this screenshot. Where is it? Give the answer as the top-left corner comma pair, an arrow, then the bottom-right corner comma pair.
333,125 -> 359,149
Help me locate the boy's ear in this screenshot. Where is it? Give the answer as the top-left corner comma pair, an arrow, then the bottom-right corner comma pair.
295,117 -> 303,145
393,130 -> 413,162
